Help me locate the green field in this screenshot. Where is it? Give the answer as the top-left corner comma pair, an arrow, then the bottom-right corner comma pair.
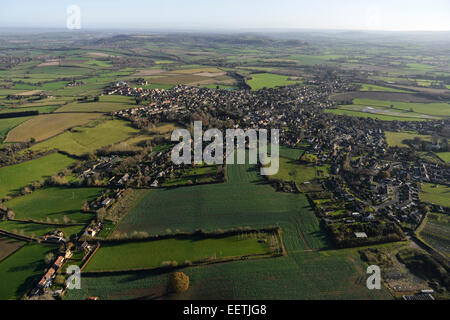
2,32 -> 449,301
385,131 -> 431,148
67,246 -> 391,300
247,73 -> 303,90
406,63 -> 435,71
154,59 -> 175,64
0,243 -> 55,300
0,116 -> 34,145
0,236 -> 23,262
162,164 -> 219,187
5,187 -> 103,224
418,213 -> 450,256
352,99 -> 450,118
337,104 -> 437,120
66,150 -> 392,302
57,99 -> 136,113
85,234 -> 273,272
46,83 -> 108,97
278,146 -> 305,160
420,183 -> 450,207
7,97 -> 74,108
201,84 -> 235,90
436,152 -> 450,162
0,220 -> 84,239
326,108 -> 427,121
117,160 -> 328,251
5,113 -> 105,143
286,54 -> 343,66
139,83 -> 175,90
0,105 -> 60,114
30,119 -> 140,156
270,157 -> 317,184
0,153 -> 76,199
358,83 -> 410,93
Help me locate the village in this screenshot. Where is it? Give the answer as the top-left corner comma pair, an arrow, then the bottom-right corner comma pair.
0,72 -> 446,300
105,80 -> 450,238
1,0 -> 450,305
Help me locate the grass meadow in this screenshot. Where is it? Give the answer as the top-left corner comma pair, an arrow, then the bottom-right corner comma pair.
286,54 -> 343,66
436,152 -> 450,163
247,73 -> 303,90
326,108 -> 427,121
418,212 -> 450,256
116,161 -> 328,251
84,234 -> 273,272
358,83 -> 410,93
5,187 -> 103,224
55,96 -> 135,113
67,244 -> 392,300
0,116 -> 34,146
66,150 -> 396,300
5,113 -> 105,143
420,183 -> 450,207
270,157 -> 317,184
384,131 -> 431,148
0,105 -> 60,114
0,243 -> 56,300
352,99 -> 450,118
0,220 -> 84,239
0,236 -> 24,262
29,119 -> 140,156
0,153 -> 76,198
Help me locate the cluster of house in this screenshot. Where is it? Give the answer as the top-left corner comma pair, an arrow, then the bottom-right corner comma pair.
65,80 -> 84,87
74,148 -> 178,190
29,240 -> 100,299
78,156 -> 122,180
389,160 -> 449,185
31,249 -> 73,297
99,79 -> 449,241
110,80 -> 349,125
41,230 -> 66,243
107,81 -> 152,97
85,189 -> 126,213
84,222 -> 102,238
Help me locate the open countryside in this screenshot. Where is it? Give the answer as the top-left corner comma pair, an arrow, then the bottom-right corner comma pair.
0,8 -> 449,304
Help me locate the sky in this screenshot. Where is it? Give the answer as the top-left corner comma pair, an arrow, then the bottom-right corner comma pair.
0,0 -> 449,31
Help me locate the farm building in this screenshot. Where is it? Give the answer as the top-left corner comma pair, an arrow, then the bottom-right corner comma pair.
354,232 -> 368,238
38,268 -> 56,288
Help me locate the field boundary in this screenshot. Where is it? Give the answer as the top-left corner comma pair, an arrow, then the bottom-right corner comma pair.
411,233 -> 450,271
82,227 -> 285,274
97,226 -> 282,243
0,229 -> 61,244
8,218 -> 86,227
80,251 -> 284,276
0,239 -> 25,263
5,113 -> 106,144
80,242 -> 100,271
101,188 -> 150,237
0,150 -> 59,170
413,212 -> 450,261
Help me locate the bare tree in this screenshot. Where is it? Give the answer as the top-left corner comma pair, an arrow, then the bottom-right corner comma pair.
6,210 -> 15,220
44,252 -> 55,265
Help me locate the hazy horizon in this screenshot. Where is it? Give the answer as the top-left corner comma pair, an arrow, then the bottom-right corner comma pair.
0,0 -> 449,32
